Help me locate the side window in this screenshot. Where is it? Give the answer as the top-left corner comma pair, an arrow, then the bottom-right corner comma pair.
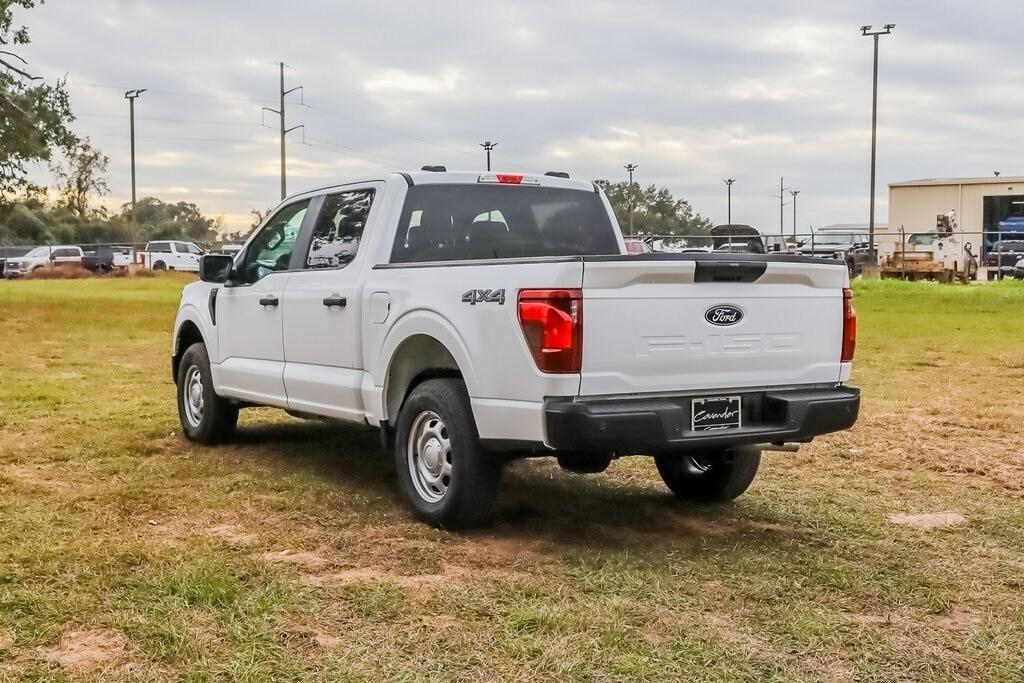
53,248 -> 78,258
236,199 -> 310,284
304,190 -> 374,269
149,242 -> 171,253
185,243 -> 204,255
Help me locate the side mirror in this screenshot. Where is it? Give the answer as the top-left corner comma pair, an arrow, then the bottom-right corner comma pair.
199,254 -> 233,283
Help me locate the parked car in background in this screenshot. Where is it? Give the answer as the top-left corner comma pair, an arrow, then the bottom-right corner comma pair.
3,245 -> 83,278
762,235 -> 795,253
711,225 -> 765,254
797,232 -> 873,276
623,237 -> 652,255
81,246 -> 132,273
983,240 -> 1024,279
138,240 -> 206,271
1014,258 -> 1024,280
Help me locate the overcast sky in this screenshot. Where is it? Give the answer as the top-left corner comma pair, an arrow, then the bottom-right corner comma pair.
20,1 -> 1024,233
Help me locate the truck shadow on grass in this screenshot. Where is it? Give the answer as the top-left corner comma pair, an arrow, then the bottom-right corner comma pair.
224,419 -> 811,555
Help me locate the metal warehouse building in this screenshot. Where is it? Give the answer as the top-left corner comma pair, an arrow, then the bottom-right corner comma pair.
886,176 -> 1024,257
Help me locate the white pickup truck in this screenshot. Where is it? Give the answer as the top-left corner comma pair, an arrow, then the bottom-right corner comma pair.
139,240 -> 206,272
172,170 -> 859,527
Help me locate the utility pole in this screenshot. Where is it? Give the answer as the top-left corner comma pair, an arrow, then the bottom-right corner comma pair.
262,62 -> 304,200
777,177 -> 792,236
124,89 -> 146,228
790,189 -> 800,238
480,141 -> 497,171
625,163 -> 638,236
862,24 -> 894,264
723,178 -> 735,224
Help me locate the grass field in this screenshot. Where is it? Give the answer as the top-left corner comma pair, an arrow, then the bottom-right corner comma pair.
1,275 -> 1023,682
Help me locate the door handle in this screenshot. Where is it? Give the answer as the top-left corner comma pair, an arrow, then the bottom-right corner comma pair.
259,296 -> 279,307
322,295 -> 347,308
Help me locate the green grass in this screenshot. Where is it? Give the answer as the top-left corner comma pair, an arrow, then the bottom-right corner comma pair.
1,275 -> 1023,681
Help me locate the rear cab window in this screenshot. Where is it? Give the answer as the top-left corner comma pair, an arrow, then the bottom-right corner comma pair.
390,184 -> 620,263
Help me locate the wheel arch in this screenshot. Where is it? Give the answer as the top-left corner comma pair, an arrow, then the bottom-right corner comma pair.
383,334 -> 466,426
172,317 -> 206,384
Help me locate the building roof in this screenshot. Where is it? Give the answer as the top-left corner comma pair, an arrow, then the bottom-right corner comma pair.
889,176 -> 1024,188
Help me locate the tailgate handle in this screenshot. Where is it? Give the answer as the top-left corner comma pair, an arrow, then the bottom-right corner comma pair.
694,260 -> 767,283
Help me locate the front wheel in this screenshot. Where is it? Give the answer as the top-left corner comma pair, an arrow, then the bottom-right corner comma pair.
654,446 -> 761,503
393,378 -> 502,528
176,343 -> 238,443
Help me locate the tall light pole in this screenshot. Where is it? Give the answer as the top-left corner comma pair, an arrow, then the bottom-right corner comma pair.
262,62 -> 304,200
124,89 -> 146,227
723,178 -> 735,224
625,163 -> 639,236
790,189 -> 800,238
480,141 -> 497,171
862,24 -> 894,263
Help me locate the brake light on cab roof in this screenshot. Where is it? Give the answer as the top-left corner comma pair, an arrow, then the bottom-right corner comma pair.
477,173 -> 541,185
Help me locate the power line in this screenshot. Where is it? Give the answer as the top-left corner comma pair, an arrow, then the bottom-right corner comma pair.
77,112 -> 262,126
297,100 -> 479,160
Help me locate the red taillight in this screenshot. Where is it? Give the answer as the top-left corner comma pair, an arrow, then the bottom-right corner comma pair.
518,289 -> 582,373
496,173 -> 523,184
841,288 -> 856,362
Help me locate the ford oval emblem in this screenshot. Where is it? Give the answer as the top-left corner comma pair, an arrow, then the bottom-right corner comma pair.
705,305 -> 743,326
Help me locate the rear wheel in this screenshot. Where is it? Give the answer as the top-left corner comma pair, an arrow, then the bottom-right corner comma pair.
393,378 -> 502,528
654,446 -> 761,503
153,261 -> 167,271
176,343 -> 238,443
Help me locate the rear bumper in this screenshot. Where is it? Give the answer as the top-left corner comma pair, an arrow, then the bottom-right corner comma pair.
544,386 -> 860,453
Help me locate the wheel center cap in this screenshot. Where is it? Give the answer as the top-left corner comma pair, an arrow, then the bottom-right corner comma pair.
190,384 -> 202,404
422,439 -> 442,474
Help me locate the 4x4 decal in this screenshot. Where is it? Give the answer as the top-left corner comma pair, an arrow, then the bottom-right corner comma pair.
461,288 -> 505,305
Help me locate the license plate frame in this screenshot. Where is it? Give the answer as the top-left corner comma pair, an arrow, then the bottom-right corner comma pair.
690,395 -> 742,432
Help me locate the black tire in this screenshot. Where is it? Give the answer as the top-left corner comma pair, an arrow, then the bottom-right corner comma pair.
654,446 -> 761,503
393,378 -> 502,528
176,342 -> 238,444
153,261 -> 167,271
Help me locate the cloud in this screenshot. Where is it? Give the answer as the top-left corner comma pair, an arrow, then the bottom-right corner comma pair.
19,0 -> 1024,232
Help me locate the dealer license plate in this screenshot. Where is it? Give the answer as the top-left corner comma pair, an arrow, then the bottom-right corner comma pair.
691,396 -> 742,432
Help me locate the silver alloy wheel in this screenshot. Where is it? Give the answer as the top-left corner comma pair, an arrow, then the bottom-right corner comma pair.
182,365 -> 205,429
407,410 -> 452,503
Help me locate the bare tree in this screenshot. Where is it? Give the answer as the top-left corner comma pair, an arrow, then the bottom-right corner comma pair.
51,137 -> 108,216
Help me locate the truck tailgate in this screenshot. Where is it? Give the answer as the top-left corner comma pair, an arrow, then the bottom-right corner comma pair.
579,254 -> 848,396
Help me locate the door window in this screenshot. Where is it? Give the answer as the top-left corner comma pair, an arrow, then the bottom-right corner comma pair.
235,199 -> 310,284
148,242 -> 171,253
304,190 -> 374,269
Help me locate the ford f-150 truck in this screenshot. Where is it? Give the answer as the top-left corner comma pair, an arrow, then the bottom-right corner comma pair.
172,170 -> 860,527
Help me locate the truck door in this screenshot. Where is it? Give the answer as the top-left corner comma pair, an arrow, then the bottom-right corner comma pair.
214,198 -> 313,407
282,185 -> 379,421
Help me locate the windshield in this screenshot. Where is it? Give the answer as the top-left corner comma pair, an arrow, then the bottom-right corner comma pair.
24,247 -> 49,257
390,184 -> 619,263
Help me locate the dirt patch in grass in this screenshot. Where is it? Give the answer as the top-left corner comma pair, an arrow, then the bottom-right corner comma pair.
39,629 -> 129,673
0,630 -> 13,650
260,549 -> 332,571
207,522 -> 258,546
0,463 -> 79,496
888,511 -> 967,529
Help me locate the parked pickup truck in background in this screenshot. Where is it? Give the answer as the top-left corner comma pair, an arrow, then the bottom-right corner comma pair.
139,240 -> 206,271
3,245 -> 83,277
81,246 -> 133,273
171,170 -> 860,527
984,239 -> 1024,278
